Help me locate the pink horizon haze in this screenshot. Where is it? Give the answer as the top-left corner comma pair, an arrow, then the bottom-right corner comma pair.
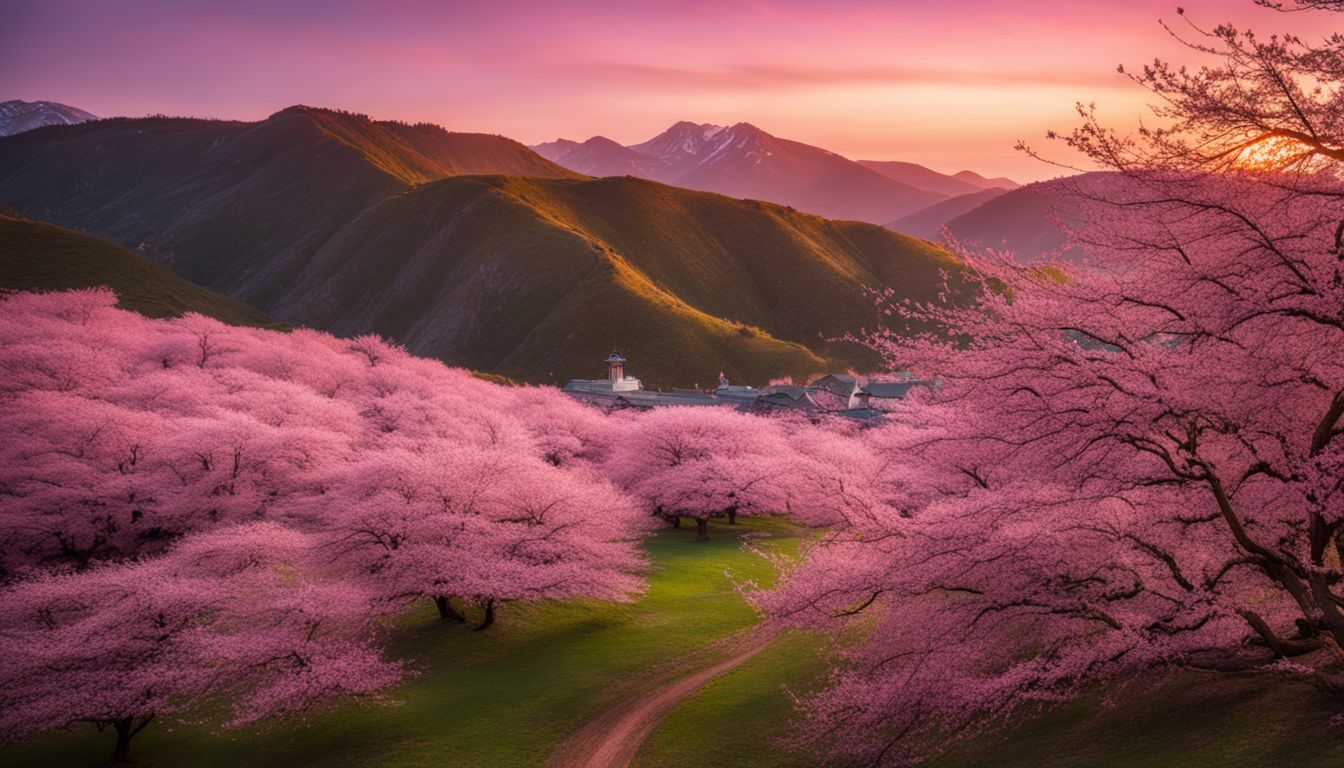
0,0 -> 1327,181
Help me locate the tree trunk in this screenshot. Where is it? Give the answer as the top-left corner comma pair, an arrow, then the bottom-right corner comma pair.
695,517 -> 710,542
672,515 -> 682,528
1306,573 -> 1344,648
1240,608 -> 1323,657
112,718 -> 133,763
110,714 -> 152,763
434,595 -> 466,622
726,507 -> 738,525
474,599 -> 497,631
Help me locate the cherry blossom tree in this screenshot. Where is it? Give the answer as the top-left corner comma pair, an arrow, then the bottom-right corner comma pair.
602,407 -> 806,540
762,2 -> 1344,764
0,523 -> 400,764
0,289 -> 655,636
503,385 -> 612,468
310,444 -> 652,628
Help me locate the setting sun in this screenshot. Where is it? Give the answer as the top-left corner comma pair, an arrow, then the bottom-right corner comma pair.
1233,134 -> 1318,171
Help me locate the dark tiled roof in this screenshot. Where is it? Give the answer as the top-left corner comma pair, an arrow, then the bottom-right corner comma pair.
862,382 -> 918,398
834,407 -> 886,422
758,385 -> 810,401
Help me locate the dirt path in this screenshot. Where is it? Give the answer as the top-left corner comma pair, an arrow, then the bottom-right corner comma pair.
545,627 -> 780,768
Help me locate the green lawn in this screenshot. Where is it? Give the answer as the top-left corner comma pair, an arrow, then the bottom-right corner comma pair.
2,517 -> 812,768
10,515 -> 1344,768
635,629 -> 829,768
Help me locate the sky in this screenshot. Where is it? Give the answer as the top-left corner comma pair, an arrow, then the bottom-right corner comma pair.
0,0 -> 1322,181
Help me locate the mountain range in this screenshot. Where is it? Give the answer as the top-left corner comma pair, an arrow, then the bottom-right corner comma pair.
882,172 -> 1110,264
856,160 -> 1018,197
938,179 -> 1083,262
533,122 -> 1016,226
0,106 -> 970,386
885,188 -> 1009,239
0,99 -> 96,137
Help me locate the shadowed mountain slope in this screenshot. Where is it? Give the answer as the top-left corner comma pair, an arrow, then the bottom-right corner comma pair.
953,169 -> 1020,190
942,180 -> 1082,262
886,188 -> 1007,239
857,160 -> 1012,197
0,216 -> 271,325
532,136 -> 671,179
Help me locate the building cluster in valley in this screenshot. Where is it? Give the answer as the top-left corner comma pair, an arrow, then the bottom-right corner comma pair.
563,352 -> 930,422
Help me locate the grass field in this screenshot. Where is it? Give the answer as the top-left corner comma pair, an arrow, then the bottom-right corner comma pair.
8,514 -> 1344,767
2,517 -> 816,768
931,671 -> 1344,768
634,629 -> 830,768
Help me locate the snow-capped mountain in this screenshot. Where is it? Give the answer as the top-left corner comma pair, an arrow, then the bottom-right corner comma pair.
626,121 -> 751,167
0,100 -> 97,137
534,121 -> 945,224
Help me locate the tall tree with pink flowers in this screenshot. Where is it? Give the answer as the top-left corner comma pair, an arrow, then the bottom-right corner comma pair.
761,2 -> 1344,764
0,524 -> 401,763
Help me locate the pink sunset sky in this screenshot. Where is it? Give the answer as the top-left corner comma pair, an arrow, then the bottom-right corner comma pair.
0,0 -> 1322,181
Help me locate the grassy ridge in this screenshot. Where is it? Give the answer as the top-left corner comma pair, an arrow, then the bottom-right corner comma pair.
294,107 -> 580,184
0,217 -> 272,326
0,107 -> 572,308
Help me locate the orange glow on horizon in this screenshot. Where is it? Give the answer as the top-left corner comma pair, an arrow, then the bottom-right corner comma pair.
1,1 -> 1329,182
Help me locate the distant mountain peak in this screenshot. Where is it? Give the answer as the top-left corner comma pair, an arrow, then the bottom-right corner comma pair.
0,99 -> 96,137
537,119 -> 949,224
627,120 -> 779,169
951,169 -> 1020,190
580,135 -> 626,149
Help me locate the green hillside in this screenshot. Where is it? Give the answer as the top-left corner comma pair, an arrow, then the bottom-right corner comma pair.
0,107 -> 575,307
0,110 -> 967,387
0,216 -> 271,325
277,174 -> 965,386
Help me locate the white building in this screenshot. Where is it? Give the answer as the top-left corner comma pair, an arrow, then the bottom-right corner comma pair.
563,352 -> 643,395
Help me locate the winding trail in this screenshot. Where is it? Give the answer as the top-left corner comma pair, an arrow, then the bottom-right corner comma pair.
545,627 -> 780,768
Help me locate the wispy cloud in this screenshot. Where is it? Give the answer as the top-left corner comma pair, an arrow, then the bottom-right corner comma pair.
559,61 -> 1129,92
